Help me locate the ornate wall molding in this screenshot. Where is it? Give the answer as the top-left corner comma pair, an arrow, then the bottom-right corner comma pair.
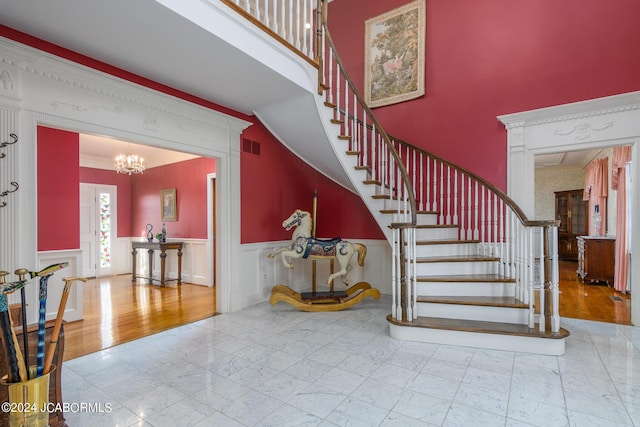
553,120 -> 614,141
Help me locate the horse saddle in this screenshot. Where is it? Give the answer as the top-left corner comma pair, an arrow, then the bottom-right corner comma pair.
298,236 -> 342,259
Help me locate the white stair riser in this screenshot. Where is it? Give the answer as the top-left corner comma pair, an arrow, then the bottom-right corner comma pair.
417,214 -> 438,226
415,243 -> 479,257
416,282 -> 516,297
382,198 -> 409,210
388,324 -> 566,356
416,303 -> 528,324
415,227 -> 459,240
417,261 -> 496,276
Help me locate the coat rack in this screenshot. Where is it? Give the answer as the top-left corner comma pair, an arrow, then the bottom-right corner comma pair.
1,133 -> 19,208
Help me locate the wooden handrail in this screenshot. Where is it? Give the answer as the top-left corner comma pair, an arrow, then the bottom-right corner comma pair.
321,13 -> 417,226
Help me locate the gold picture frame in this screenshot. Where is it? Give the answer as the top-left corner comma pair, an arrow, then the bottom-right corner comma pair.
160,188 -> 177,221
364,0 -> 426,108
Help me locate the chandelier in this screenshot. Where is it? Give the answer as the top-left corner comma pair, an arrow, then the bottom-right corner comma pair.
114,152 -> 145,175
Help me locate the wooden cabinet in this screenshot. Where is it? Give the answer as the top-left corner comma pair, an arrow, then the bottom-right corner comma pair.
555,190 -> 588,260
577,236 -> 615,285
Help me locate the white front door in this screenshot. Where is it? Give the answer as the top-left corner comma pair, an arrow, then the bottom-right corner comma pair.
80,183 -> 117,278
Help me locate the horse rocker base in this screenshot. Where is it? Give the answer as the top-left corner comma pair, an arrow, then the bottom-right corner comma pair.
270,282 -> 380,312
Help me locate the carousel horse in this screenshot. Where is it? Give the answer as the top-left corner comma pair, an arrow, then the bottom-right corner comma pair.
267,210 -> 367,285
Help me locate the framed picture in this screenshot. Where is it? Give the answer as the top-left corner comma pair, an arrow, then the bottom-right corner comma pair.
160,188 -> 177,221
364,0 -> 426,108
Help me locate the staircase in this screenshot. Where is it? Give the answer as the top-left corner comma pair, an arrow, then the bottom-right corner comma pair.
223,0 -> 570,355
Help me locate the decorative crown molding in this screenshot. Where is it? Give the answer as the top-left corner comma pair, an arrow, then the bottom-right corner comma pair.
498,92 -> 640,128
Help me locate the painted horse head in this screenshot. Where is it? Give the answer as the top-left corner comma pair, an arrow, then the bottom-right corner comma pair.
282,209 -> 310,231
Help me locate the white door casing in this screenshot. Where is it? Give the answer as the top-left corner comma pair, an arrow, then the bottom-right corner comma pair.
0,38 -> 250,324
499,91 -> 640,325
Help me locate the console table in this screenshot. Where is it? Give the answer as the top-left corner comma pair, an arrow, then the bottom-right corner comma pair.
132,241 -> 183,286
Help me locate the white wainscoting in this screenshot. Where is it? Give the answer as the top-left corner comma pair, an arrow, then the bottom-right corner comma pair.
34,250 -> 84,324
238,239 -> 391,309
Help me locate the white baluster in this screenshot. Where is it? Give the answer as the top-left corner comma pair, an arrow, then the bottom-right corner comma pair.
444,165 -> 450,224
499,199 -> 504,276
538,227 -> 545,332
480,186 -> 486,253
255,0 -> 261,22
418,154 -> 423,211
467,178 -> 472,241
392,228 -> 398,318
302,0 -> 308,54
453,170 -> 458,228
460,174 -> 466,241
493,193 -> 498,258
425,156 -> 435,211
439,163 -> 444,223
412,227 -> 417,319
405,228 -> 413,320
273,0 -> 278,33
528,226 -> 535,328
550,225 -> 560,332
473,181 -> 479,241
353,93 -> 358,153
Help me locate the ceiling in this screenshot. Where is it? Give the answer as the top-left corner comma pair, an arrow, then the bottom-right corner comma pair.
0,0 -> 307,115
79,134 -> 199,170
534,148 -> 604,170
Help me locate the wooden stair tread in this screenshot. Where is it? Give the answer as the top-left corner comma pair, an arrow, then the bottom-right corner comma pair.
417,295 -> 527,308
416,255 -> 500,263
387,315 -> 570,340
416,240 -> 480,245
417,274 -> 515,282
416,224 -> 458,229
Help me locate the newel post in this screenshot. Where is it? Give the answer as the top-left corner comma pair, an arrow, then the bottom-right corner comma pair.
542,221 -> 561,333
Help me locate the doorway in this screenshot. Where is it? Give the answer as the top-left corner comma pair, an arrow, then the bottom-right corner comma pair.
80,183 -> 117,278
534,147 -> 632,324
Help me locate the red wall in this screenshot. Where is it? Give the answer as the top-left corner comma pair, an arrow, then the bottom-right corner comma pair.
79,167 -> 132,237
131,158 -> 215,239
241,122 -> 384,242
328,0 -> 640,190
37,127 -> 79,251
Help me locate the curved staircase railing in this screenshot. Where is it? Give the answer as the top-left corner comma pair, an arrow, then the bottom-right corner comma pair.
388,135 -> 562,332
316,1 -> 419,321
220,0 -> 561,334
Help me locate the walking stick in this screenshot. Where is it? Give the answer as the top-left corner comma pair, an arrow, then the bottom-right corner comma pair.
28,262 -> 68,377
0,270 -> 21,383
0,280 -> 29,381
42,276 -> 86,375
0,294 -> 21,383
14,268 -> 31,379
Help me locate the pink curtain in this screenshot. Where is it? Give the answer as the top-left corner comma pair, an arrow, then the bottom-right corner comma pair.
583,158 -> 608,236
612,146 -> 631,293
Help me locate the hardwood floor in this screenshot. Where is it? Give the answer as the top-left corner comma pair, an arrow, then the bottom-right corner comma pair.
558,260 -> 631,325
62,275 -> 216,361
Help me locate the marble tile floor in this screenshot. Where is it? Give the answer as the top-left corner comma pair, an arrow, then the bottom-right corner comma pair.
62,296 -> 640,426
